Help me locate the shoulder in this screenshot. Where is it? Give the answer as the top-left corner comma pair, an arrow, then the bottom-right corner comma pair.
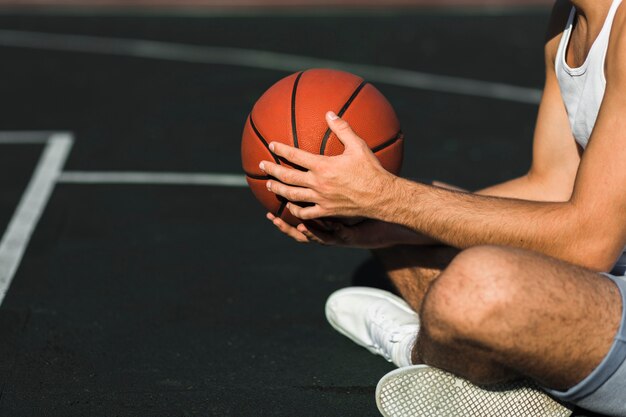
545,0 -> 572,64
606,2 -> 626,84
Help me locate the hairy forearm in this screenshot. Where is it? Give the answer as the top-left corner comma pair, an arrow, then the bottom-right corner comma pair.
369,177 -> 608,269
388,175 -> 564,247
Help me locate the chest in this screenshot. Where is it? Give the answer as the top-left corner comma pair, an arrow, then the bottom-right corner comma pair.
556,17 -> 610,149
565,16 -> 609,72
567,28 -> 591,68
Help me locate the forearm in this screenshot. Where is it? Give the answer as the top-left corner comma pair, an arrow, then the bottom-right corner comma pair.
391,226 -> 439,246
370,177 -> 609,270
383,174 -> 562,247
477,174 -> 571,202
477,175 -> 539,199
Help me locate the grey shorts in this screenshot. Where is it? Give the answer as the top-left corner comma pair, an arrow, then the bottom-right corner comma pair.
544,271 -> 626,416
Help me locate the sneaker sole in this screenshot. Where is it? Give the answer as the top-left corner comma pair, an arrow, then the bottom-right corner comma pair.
376,365 -> 573,417
325,287 -> 417,352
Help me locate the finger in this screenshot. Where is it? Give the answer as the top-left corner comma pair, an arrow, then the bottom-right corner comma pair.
325,111 -> 366,150
266,180 -> 316,203
259,161 -> 310,187
299,223 -> 338,245
310,219 -> 334,232
268,213 -> 309,243
269,142 -> 320,169
296,223 -> 328,245
286,202 -> 324,220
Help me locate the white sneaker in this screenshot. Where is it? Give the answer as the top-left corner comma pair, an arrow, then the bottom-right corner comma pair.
376,365 -> 573,417
325,287 -> 419,368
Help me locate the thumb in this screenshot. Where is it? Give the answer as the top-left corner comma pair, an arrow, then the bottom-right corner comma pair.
326,111 -> 364,151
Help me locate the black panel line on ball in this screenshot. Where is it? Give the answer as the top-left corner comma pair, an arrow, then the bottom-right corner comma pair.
244,172 -> 271,181
276,200 -> 287,217
371,130 -> 403,153
291,71 -> 304,149
249,115 -> 280,165
319,81 -> 368,155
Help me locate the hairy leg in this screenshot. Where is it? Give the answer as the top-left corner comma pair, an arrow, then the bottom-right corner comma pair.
373,244 -> 511,371
372,245 -> 459,312
416,245 -> 622,390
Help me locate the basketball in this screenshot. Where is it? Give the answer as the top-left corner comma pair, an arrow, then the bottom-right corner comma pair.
241,68 -> 404,226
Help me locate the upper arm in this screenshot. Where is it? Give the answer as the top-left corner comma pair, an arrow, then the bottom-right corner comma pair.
527,0 -> 581,201
569,7 -> 626,268
479,2 -> 579,202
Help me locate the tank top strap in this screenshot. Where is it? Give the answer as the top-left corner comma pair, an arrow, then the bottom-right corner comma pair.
555,6 -> 576,76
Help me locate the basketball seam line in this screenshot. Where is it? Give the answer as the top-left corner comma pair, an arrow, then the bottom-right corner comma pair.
280,70 -> 305,220
248,115 -> 280,165
291,71 -> 304,150
248,115 -> 287,217
372,130 -> 403,153
244,172 -> 270,180
319,80 -> 368,155
276,199 -> 287,216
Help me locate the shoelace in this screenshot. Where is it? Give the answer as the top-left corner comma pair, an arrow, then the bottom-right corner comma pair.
367,302 -> 414,362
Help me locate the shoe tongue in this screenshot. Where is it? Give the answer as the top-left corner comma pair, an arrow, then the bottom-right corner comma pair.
368,303 -> 398,348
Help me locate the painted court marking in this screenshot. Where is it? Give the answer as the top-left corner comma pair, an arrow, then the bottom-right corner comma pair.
0,6 -> 553,18
0,29 -> 542,104
0,131 -> 251,306
59,171 -> 248,187
0,131 -> 56,144
0,133 -> 73,305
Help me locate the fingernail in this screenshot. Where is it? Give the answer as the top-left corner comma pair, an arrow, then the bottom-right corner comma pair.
269,142 -> 275,152
266,181 -> 271,190
259,161 -> 265,171
327,111 -> 339,120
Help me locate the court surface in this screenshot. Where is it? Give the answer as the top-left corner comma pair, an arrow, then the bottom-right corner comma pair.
0,5 -> 610,417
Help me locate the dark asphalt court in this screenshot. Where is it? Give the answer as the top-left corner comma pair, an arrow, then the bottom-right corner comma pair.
0,6 -> 608,417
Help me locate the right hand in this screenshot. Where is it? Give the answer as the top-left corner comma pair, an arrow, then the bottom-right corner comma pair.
266,213 -> 437,249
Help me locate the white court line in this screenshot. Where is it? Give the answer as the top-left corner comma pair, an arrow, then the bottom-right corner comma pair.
0,30 -> 542,104
58,171 -> 248,187
0,132 -> 54,144
0,133 -> 73,305
0,6 -> 552,18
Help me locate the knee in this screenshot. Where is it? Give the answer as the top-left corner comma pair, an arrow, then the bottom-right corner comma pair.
419,246 -> 522,349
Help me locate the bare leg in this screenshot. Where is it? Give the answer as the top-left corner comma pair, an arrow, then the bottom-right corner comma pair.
372,245 -> 459,312
416,245 -> 622,390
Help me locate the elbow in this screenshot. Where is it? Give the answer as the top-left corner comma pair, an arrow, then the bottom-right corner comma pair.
568,236 -> 622,273
563,202 -> 624,272
581,254 -> 619,273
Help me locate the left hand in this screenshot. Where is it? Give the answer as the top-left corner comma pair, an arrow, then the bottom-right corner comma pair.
259,111 -> 395,221
267,213 -> 435,248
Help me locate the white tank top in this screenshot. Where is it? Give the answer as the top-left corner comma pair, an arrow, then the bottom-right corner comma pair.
555,0 -> 623,149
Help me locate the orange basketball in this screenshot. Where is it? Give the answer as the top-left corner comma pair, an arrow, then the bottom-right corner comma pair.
241,68 -> 404,226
